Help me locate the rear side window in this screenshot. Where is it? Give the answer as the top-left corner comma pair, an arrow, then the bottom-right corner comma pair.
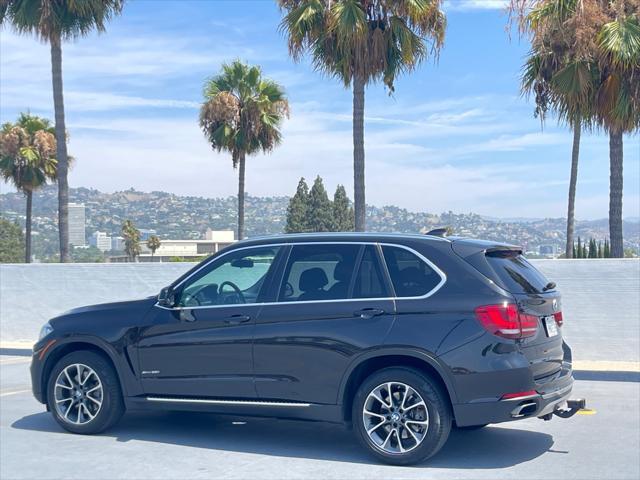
353,246 -> 388,299
382,246 -> 443,298
484,251 -> 551,294
279,244 -> 360,302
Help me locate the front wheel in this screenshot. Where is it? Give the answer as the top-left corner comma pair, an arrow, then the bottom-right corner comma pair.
46,351 -> 125,434
352,367 -> 452,466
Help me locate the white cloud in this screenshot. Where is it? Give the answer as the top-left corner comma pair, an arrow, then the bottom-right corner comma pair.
444,0 -> 509,12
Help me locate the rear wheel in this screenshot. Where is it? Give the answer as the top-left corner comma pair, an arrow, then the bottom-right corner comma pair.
352,367 -> 452,465
46,351 -> 125,434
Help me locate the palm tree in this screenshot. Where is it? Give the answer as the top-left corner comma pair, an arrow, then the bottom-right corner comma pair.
1,0 -> 125,262
147,235 -> 161,262
0,114 -> 57,263
512,0 -> 640,258
121,220 -> 140,262
200,61 -> 289,240
278,0 -> 446,231
593,10 -> 640,257
0,113 -> 57,263
520,1 -> 597,258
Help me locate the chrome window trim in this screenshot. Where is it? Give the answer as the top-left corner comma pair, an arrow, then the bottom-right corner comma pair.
154,241 -> 447,311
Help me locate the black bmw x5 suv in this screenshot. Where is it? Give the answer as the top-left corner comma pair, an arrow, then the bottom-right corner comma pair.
31,233 -> 580,465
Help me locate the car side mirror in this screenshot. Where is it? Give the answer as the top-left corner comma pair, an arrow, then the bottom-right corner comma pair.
158,286 -> 176,308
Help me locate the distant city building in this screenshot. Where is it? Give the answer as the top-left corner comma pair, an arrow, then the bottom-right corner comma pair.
90,231 -> 112,252
138,228 -> 157,241
111,236 -> 125,252
109,230 -> 235,262
539,245 -> 556,255
68,203 -> 86,247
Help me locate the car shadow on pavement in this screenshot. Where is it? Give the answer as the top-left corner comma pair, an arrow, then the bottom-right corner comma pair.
12,410 -> 554,468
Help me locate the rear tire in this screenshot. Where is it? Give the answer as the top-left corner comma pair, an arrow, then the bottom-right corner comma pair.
46,350 -> 125,434
352,367 -> 452,466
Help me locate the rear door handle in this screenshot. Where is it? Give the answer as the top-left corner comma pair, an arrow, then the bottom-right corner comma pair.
223,314 -> 252,325
354,308 -> 385,319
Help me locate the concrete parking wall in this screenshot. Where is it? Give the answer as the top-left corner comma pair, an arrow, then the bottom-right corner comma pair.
1,260 -> 638,361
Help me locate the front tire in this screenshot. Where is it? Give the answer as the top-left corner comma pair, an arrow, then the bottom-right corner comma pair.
46,351 -> 125,434
352,367 -> 452,466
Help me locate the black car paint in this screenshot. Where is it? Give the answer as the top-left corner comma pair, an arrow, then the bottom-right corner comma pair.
31,233 -> 573,427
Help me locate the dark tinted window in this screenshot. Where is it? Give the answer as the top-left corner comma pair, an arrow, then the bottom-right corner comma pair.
485,251 -> 551,294
279,244 -> 360,302
382,246 -> 442,297
353,246 -> 387,299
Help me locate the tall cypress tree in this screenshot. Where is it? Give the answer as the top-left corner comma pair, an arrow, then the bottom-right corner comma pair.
308,176 -> 334,232
604,239 -> 610,258
285,178 -> 310,233
332,185 -> 355,232
597,241 -> 603,259
572,242 -> 577,259
577,237 -> 582,258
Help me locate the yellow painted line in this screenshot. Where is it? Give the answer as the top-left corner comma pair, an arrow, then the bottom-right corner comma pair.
0,341 -> 33,350
573,360 -> 640,372
577,409 -> 597,415
0,357 -> 31,365
0,389 -> 31,397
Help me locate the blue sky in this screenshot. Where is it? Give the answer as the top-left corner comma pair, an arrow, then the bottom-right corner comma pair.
1,0 -> 638,219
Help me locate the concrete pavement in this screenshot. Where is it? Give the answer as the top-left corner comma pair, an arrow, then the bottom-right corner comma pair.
1,356 -> 638,480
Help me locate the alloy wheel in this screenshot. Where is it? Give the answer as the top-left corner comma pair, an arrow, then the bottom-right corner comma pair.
362,381 -> 429,454
53,363 -> 103,425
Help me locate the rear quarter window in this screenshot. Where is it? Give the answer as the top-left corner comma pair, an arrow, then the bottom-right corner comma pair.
484,252 -> 551,294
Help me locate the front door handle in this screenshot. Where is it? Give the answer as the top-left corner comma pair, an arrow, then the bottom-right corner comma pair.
223,314 -> 251,325
354,308 -> 385,319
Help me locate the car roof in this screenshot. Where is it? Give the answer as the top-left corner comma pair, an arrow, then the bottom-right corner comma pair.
230,232 -> 451,248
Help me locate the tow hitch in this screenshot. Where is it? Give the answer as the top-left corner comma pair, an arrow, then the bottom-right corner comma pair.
540,398 -> 587,421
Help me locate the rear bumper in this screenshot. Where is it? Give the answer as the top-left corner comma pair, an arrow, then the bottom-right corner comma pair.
453,366 -> 574,427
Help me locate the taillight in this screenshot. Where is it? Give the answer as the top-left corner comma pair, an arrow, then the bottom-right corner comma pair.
474,303 -> 539,339
500,390 -> 538,400
553,311 -> 564,327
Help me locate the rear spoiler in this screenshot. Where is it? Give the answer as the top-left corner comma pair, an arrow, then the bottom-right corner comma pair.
485,246 -> 523,257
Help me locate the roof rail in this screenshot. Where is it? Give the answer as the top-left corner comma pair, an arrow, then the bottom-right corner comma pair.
425,227 -> 449,237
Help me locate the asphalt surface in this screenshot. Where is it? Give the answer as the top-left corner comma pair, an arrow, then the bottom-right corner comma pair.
1,355 -> 638,480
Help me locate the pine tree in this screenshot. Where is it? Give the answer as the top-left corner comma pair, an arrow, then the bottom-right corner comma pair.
285,178 -> 310,233
597,241 -> 603,259
588,238 -> 596,258
307,176 -> 334,232
604,239 -> 610,258
577,237 -> 582,258
332,185 -> 355,232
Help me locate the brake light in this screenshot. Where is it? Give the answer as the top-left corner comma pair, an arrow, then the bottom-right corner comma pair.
553,311 -> 564,327
474,303 -> 539,339
501,390 -> 538,400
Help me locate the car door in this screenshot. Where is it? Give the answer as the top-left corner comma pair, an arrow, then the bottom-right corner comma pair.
137,245 -> 282,399
253,243 -> 396,404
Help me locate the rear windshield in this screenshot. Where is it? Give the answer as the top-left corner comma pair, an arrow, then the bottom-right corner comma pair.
484,252 -> 552,294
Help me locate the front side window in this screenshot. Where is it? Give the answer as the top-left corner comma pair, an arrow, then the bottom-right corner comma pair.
177,247 -> 279,307
279,244 -> 360,302
382,245 -> 442,298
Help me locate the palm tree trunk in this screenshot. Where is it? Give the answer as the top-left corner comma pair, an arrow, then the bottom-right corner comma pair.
353,74 -> 366,232
565,121 -> 581,258
237,151 -> 246,240
25,191 -> 33,263
609,129 -> 624,258
50,33 -> 71,263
